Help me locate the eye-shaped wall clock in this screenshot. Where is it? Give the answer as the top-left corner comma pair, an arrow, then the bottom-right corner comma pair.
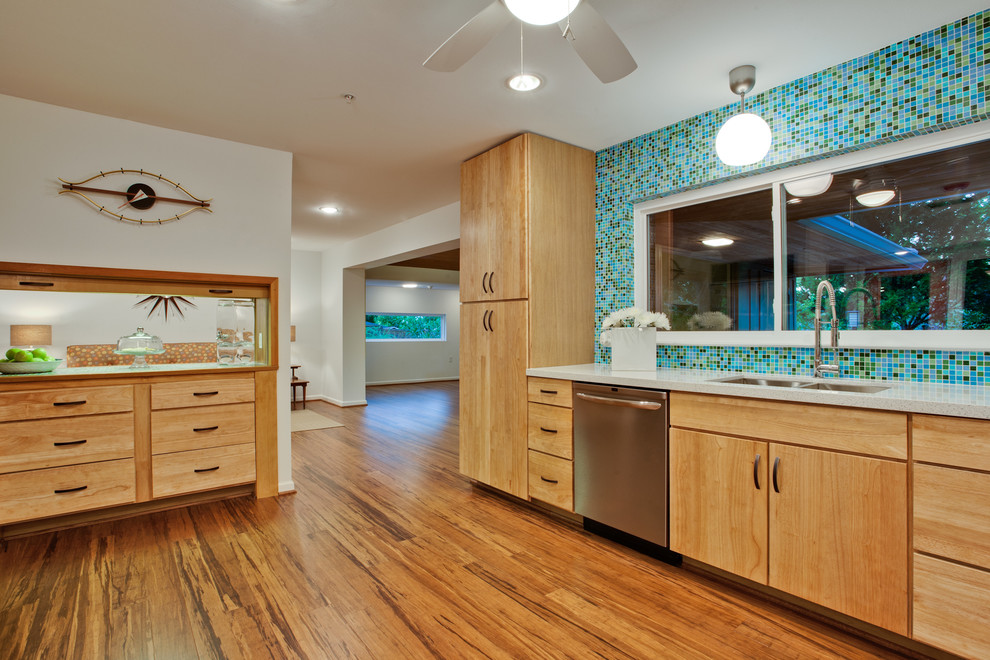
58,168 -> 213,224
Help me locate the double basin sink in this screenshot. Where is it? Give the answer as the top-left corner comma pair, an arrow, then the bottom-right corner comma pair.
711,375 -> 891,394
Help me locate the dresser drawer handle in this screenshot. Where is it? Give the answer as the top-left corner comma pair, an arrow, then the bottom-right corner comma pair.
539,427 -> 558,434
539,389 -> 558,395
209,289 -> 234,294
193,391 -> 220,397
19,281 -> 55,287
194,466 -> 221,473
540,476 -> 559,485
193,426 -> 220,432
54,439 -> 88,447
53,400 -> 87,407
54,485 -> 88,494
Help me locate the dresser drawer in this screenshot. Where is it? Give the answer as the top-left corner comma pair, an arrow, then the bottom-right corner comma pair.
151,377 -> 255,410
527,378 -> 573,408
914,414 -> 990,472
669,392 -> 907,459
528,403 -> 573,459
0,413 -> 134,474
152,403 -> 255,454
0,458 -> 136,525
0,385 -> 133,422
528,450 -> 573,511
914,553 -> 990,658
915,463 -> 990,569
152,443 -> 256,499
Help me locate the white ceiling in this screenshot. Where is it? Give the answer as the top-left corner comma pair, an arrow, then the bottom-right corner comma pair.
2,0 -> 985,252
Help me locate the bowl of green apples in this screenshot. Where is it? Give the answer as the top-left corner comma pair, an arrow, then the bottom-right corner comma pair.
0,348 -> 63,374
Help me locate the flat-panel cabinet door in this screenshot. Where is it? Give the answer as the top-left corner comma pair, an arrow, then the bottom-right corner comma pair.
669,429 -> 768,583
768,444 -> 908,636
459,301 -> 528,499
459,136 -> 528,303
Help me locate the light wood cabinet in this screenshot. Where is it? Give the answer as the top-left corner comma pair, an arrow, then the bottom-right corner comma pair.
912,414 -> 990,658
459,134 -> 594,499
669,392 -> 909,636
526,377 -> 575,511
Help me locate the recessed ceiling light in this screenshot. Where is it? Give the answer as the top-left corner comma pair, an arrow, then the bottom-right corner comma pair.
319,206 -> 340,215
401,283 -> 418,288
507,73 -> 542,92
702,237 -> 734,247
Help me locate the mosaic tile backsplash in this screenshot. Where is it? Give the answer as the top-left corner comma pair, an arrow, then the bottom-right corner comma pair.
595,10 -> 990,386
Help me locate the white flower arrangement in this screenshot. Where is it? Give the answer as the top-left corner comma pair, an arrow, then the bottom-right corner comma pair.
600,307 -> 671,345
687,310 -> 733,331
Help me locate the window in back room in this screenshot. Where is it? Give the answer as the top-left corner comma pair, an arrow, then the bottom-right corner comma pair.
365,313 -> 446,341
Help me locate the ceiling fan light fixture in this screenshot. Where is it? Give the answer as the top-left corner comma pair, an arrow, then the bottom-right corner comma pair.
504,0 -> 580,26
855,189 -> 896,207
783,173 -> 834,198
507,72 -> 543,91
715,65 -> 772,167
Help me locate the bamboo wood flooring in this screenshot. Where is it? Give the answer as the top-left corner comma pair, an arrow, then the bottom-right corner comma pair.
1,382 -> 929,659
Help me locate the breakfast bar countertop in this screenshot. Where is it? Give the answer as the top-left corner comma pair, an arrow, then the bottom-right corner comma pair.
526,364 -> 990,420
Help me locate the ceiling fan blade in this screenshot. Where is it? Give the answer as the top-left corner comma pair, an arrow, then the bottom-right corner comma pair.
561,2 -> 637,83
423,1 -> 513,72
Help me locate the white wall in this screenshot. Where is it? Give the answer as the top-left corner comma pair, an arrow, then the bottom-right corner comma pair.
0,94 -> 295,492
320,202 -> 460,406
289,250 -> 323,395
365,285 -> 460,385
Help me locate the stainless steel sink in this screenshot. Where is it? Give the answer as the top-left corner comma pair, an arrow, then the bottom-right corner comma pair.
712,375 -> 890,394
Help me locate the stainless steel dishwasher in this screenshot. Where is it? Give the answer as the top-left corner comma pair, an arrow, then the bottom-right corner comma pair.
573,382 -> 670,549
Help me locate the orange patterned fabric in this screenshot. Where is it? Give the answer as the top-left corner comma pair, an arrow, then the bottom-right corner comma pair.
66,342 -> 217,368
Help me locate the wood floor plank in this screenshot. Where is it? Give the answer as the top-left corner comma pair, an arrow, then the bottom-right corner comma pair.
0,381 -> 931,659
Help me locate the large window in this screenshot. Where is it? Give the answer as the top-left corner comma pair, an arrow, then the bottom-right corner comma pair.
643,133 -> 990,341
365,313 -> 446,341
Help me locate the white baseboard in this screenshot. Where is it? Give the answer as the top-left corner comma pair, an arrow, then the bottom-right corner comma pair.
312,394 -> 368,407
278,480 -> 296,494
365,377 -> 460,386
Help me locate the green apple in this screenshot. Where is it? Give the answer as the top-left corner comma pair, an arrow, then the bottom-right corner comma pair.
4,348 -> 17,360
12,349 -> 33,362
31,348 -> 48,360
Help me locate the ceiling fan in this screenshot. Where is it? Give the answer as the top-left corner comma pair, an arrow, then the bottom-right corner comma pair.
423,0 -> 637,84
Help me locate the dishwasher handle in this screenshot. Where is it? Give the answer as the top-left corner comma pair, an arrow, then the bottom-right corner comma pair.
575,392 -> 664,410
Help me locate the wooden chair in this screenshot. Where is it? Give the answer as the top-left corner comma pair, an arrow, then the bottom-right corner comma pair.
290,365 -> 309,410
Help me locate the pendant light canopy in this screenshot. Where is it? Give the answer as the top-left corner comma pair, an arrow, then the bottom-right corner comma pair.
715,65 -> 772,167
503,0 -> 581,26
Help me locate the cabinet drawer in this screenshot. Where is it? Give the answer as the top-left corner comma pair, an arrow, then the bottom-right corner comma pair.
914,414 -> 990,472
0,458 -> 136,525
152,403 -> 255,454
528,450 -> 573,511
669,392 -> 907,459
152,443 -> 256,499
527,403 -> 573,459
0,385 -> 133,422
915,463 -> 990,569
527,378 -> 573,408
914,553 -> 990,658
0,413 -> 134,474
151,377 -> 255,410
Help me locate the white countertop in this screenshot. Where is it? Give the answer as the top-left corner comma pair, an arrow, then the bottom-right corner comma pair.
527,364 -> 990,420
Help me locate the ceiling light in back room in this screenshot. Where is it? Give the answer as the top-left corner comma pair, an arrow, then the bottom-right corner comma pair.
702,237 -> 734,247
319,206 -> 340,214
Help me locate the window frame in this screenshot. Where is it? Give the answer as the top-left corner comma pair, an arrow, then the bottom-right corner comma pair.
633,121 -> 990,350
364,312 -> 447,342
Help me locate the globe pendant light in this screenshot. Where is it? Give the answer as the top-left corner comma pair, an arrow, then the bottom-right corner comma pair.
715,65 -> 772,166
504,0 -> 580,26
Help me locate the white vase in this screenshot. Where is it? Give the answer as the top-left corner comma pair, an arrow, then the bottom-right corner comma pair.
609,327 -> 657,371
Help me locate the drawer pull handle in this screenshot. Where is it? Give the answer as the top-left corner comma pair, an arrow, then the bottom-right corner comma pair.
753,454 -> 761,490
54,485 -> 88,494
539,389 -> 558,395
539,427 -> 558,434
20,281 -> 55,287
54,439 -> 88,447
772,456 -> 781,493
193,391 -> 220,397
540,476 -> 559,485
193,426 -> 220,432
53,400 -> 87,407
482,271 -> 490,294
209,289 -> 234,294
195,466 -> 221,473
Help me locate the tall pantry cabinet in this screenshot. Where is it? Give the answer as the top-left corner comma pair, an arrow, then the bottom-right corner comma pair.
459,133 -> 595,499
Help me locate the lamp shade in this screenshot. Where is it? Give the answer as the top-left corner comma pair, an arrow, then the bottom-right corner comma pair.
11,324 -> 52,347
716,112 -> 772,166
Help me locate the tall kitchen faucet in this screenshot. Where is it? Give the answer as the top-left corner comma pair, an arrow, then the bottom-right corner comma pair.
814,280 -> 840,378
